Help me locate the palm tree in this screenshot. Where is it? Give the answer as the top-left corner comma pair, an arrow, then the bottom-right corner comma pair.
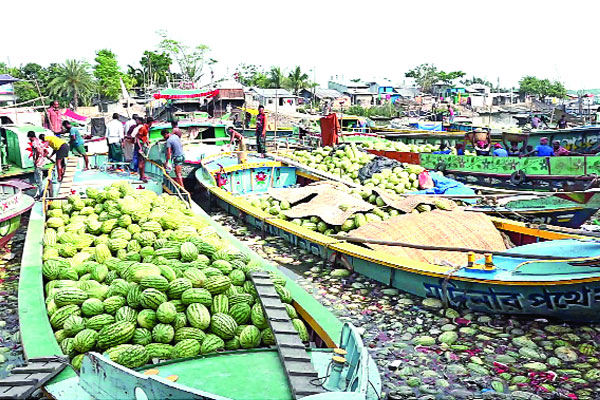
288,66 -> 309,95
269,66 -> 284,88
48,59 -> 95,108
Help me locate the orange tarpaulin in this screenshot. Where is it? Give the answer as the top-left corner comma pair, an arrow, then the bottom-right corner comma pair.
320,113 -> 340,147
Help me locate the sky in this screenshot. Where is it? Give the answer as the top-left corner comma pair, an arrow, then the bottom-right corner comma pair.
4,0 -> 600,90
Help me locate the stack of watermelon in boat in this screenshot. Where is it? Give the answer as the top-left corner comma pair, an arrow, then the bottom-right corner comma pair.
42,182 -> 308,369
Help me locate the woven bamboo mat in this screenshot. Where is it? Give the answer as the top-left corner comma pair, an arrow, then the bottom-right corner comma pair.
348,210 -> 506,265
374,189 -> 457,213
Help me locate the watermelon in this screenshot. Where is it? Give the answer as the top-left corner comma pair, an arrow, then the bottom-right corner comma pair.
211,294 -> 229,314
183,268 -> 206,288
117,344 -> 149,368
54,288 -> 88,307
204,276 -> 231,295
73,329 -> 98,352
72,354 -> 85,370
50,305 -> 81,329
152,323 -> 175,344
173,339 -> 201,358
251,303 -> 268,330
63,315 -> 86,336
132,328 -> 153,346
239,325 -> 261,349
174,327 -> 206,343
137,309 -> 158,330
284,304 -> 297,319
172,312 -> 187,330
261,328 -> 276,346
156,302 -> 177,324
167,278 -> 193,299
180,242 -> 199,262
186,303 -> 211,330
140,275 -> 169,291
97,321 -> 136,350
292,319 -> 309,342
224,337 -> 240,350
200,334 -> 224,354
86,314 -> 115,331
103,296 -> 126,314
140,288 -> 168,310
115,306 -> 138,323
210,313 -> 237,340
145,343 -> 173,359
228,303 -> 251,325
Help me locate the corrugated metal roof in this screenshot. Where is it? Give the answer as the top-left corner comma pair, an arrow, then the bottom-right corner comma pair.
250,88 -> 294,97
314,88 -> 344,99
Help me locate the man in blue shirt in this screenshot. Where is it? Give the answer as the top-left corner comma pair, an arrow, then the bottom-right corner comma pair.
62,120 -> 90,170
161,129 -> 185,187
493,143 -> 508,157
522,137 -> 554,157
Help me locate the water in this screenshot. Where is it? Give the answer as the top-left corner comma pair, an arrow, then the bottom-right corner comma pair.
471,113 -> 518,128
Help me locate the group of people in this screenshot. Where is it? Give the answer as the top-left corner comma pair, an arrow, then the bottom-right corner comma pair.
450,136 -> 574,158
531,114 -> 569,130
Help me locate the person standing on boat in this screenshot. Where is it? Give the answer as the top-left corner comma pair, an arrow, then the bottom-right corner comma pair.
227,126 -> 246,151
171,121 -> 183,138
492,143 -> 508,157
40,133 -> 69,182
44,100 -> 63,134
447,104 -> 455,123
552,140 -> 577,156
256,105 -> 267,156
531,115 -> 541,129
28,131 -> 49,199
123,114 -> 139,168
134,117 -> 151,183
557,115 -> 568,129
161,129 -> 185,187
522,137 -> 554,157
62,121 -> 90,170
105,113 -> 124,165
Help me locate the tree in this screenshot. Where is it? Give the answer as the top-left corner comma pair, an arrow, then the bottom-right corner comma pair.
462,76 -> 493,88
288,66 -> 310,95
139,51 -> 172,86
48,59 -> 95,108
269,66 -> 284,88
519,76 -> 566,100
235,64 -> 270,88
157,30 -> 211,84
405,63 -> 465,93
94,49 -> 128,101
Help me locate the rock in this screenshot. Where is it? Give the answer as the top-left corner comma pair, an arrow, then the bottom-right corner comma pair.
547,357 -> 562,367
406,377 -> 421,387
330,269 -> 350,278
495,355 -> 516,364
449,388 -> 475,399
555,346 -> 578,362
511,391 -> 543,400
440,324 -> 456,332
445,308 -> 460,319
421,298 -> 443,309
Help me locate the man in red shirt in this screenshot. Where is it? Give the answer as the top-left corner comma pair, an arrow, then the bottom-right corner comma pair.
134,117 -> 151,182
44,100 -> 63,134
552,140 -> 577,156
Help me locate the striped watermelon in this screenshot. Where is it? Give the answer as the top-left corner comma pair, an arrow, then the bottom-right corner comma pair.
63,316 -> 86,336
275,285 -> 292,304
154,247 -> 180,260
284,304 -> 297,319
141,221 -> 162,234
211,294 -> 229,314
126,285 -> 143,309
261,328 -> 276,346
224,337 -> 240,350
73,329 -> 98,352
167,278 -> 193,299
137,309 -> 158,330
173,339 -> 201,358
117,345 -> 149,368
204,276 -> 231,295
173,312 -> 187,330
156,302 -> 177,324
210,313 -> 237,340
181,288 -> 212,306
228,303 -> 251,325
86,314 -> 115,331
183,268 -> 206,288
239,325 -> 261,349
140,288 -> 167,310
292,319 -> 309,342
228,270 -> 246,286
81,298 -> 104,316
145,343 -> 173,359
140,275 -> 169,291
180,242 -> 199,262
212,260 -> 232,275
97,321 -> 136,350
157,264 -> 177,282
200,334 -> 224,354
54,288 -> 88,307
228,293 -> 254,307
61,338 -> 76,358
103,296 -> 126,314
132,328 -> 153,346
95,244 -> 112,264
50,305 -> 81,329
186,303 -> 211,330
115,306 -> 138,323
138,231 -> 157,247
110,228 -> 132,241
174,327 -> 206,343
170,299 -> 186,312
152,323 -> 175,344
251,303 -> 268,330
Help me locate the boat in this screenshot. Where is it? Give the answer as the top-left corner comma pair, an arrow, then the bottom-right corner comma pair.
13,154 -> 380,400
195,152 -> 600,321
0,182 -> 34,248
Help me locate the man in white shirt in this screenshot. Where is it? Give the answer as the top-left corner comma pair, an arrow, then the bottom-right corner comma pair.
122,114 -> 138,163
106,113 -> 124,163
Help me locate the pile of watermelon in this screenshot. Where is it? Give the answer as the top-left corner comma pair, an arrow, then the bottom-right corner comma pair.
42,182 -> 309,370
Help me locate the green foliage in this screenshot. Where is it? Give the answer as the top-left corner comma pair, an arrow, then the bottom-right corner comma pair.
346,104 -> 400,118
405,63 -> 465,93
130,51 -> 172,87
519,76 -> 566,100
157,30 -> 211,84
235,64 -> 270,88
288,66 -> 309,95
48,59 -> 95,107
94,49 -> 127,101
269,66 -> 285,88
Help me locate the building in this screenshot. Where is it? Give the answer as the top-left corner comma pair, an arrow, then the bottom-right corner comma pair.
0,74 -> 18,108
299,88 -> 351,110
207,80 -> 245,118
327,80 -> 375,107
246,88 -> 298,113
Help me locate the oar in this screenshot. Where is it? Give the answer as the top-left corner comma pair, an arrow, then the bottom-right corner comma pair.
330,235 -> 598,261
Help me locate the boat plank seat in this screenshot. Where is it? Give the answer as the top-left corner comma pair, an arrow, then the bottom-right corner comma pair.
0,357 -> 67,400
250,271 -> 325,399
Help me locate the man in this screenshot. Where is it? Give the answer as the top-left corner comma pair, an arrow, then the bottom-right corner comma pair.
40,133 -> 69,181
105,113 -> 124,164
552,140 -> 574,156
171,121 -> 182,138
161,129 -> 185,187
124,114 -> 138,137
28,131 -> 49,199
447,104 -> 455,123
123,114 -> 139,165
522,137 -> 554,157
63,121 -> 90,170
227,126 -> 246,151
44,100 -> 63,134
134,117 -> 151,182
557,115 -> 568,129
492,143 -> 508,157
531,115 -> 541,129
255,105 -> 267,156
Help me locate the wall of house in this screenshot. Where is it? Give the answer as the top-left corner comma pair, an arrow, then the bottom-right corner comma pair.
354,94 -> 374,108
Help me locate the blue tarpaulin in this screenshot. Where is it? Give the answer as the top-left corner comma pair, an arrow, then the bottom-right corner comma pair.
417,122 -> 443,131
414,172 -> 476,203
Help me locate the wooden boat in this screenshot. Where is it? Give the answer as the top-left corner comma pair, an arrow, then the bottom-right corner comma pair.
13,156 -> 380,399
0,182 -> 34,248
196,152 -> 600,322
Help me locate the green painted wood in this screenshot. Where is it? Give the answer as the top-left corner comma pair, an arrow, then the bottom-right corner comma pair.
18,202 -> 76,382
549,157 -> 586,176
